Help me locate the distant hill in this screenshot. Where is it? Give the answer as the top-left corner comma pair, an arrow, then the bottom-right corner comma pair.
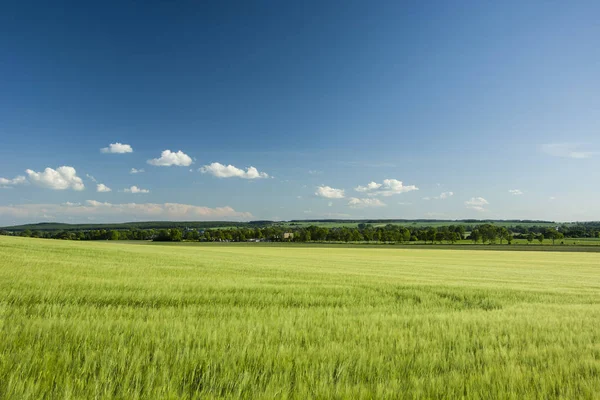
0,221 -> 270,232
0,219 -> 569,232
289,219 -> 557,224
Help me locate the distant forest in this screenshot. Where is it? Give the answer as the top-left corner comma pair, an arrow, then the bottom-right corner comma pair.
2,220 -> 600,244
0,218 -> 575,232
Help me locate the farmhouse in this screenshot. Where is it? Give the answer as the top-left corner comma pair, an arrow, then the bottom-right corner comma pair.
283,232 -> 294,240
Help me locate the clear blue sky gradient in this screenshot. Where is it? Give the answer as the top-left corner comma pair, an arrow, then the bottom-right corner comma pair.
1,1 -> 599,224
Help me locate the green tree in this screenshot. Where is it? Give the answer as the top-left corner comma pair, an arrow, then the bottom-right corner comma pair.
498,227 -> 509,245
526,232 -> 535,244
506,234 -> 514,245
426,227 -> 437,244
185,230 -> 200,241
537,234 -> 544,244
169,229 -> 183,242
154,230 -> 171,241
470,229 -> 482,244
555,232 -> 564,244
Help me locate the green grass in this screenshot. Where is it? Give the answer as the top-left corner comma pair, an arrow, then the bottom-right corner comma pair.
1,236 -> 600,399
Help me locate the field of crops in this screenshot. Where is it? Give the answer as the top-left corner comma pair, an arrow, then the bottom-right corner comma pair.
1,236 -> 600,399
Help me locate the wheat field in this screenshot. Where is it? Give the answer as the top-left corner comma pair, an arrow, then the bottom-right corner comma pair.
1,236 -> 599,399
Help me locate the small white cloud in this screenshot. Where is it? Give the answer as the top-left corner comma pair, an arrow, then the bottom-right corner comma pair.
199,162 -> 269,179
549,196 -> 556,201
355,182 -> 382,192
315,185 -> 345,199
123,185 -> 150,194
101,143 -> 133,154
328,201 -> 333,207
147,150 -> 193,167
465,197 -> 489,212
509,189 -> 523,195
0,175 -> 27,186
308,170 -> 323,175
130,168 -> 145,174
541,143 -> 598,159
96,183 -> 112,192
354,179 -> 418,196
26,166 -> 85,191
347,197 -> 386,208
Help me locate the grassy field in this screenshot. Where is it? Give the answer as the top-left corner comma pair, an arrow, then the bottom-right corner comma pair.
1,237 -> 600,399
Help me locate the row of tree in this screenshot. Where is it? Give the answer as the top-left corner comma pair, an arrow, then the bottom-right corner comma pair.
2,223 -> 590,244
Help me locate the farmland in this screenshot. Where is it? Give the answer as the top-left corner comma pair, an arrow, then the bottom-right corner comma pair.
1,236 -> 600,399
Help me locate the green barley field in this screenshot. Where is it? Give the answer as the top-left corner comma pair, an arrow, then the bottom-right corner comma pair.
1,236 -> 600,399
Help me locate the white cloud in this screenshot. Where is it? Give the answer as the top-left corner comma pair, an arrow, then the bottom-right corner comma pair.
355,182 -> 382,192
96,183 -> 112,192
424,191 -> 454,201
315,185 -> 345,199
465,197 -> 489,212
328,201 -> 333,207
347,198 -> 386,208
147,150 -> 193,167
123,185 -> 150,194
541,143 -> 598,159
101,143 -> 133,154
86,174 -> 98,183
26,166 -> 85,191
199,162 -> 269,179
130,168 -> 145,174
354,179 -> 418,197
509,189 -> 523,195
0,201 -> 253,222
0,175 -> 27,187
308,170 -> 322,175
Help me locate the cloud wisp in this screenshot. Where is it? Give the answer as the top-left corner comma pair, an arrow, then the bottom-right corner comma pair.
123,185 -> 150,194
465,197 -> 489,212
0,175 -> 27,188
0,201 -> 253,222
423,192 -> 454,200
130,168 -> 145,174
509,189 -> 523,195
541,143 -> 598,159
347,198 -> 386,208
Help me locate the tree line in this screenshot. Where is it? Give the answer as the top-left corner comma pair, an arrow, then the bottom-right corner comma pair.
3,223 -> 599,244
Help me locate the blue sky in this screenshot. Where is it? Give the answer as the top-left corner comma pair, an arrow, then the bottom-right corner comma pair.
1,0 -> 599,224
